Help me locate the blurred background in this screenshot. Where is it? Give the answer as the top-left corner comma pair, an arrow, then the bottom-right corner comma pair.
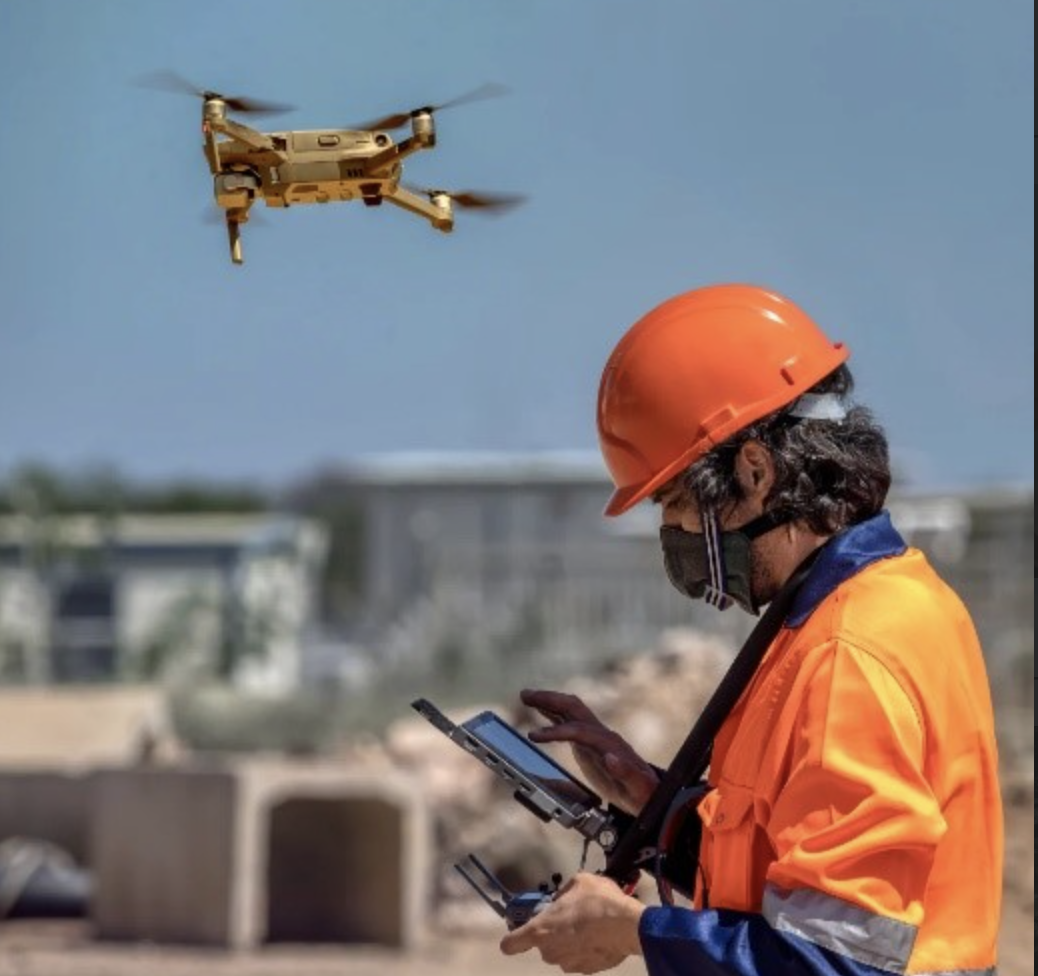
0,1 -> 1032,974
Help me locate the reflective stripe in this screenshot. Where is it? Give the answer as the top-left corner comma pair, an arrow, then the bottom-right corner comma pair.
762,883 -> 917,974
913,970 -> 996,976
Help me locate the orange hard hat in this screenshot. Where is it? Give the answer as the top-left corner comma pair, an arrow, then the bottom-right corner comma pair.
597,283 -> 849,516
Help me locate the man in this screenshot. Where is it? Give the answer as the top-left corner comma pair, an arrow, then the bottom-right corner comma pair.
500,284 -> 1003,975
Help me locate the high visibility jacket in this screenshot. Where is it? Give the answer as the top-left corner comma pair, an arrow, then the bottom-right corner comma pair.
639,511 -> 1003,976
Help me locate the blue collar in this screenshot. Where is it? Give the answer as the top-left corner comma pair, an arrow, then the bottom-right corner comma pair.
786,511 -> 907,627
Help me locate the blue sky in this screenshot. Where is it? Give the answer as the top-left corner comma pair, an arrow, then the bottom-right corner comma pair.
0,0 -> 1033,494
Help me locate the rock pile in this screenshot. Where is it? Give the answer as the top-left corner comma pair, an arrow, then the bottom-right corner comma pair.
360,628 -> 737,930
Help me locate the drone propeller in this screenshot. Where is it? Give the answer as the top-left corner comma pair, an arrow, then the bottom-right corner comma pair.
352,82 -> 509,132
405,185 -> 527,214
133,70 -> 296,116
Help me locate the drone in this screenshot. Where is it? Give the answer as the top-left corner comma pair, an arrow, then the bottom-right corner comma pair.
137,72 -> 525,265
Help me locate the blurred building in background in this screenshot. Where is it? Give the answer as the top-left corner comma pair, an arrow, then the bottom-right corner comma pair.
0,513 -> 328,692
0,453 -> 1031,743
333,452 -> 1031,671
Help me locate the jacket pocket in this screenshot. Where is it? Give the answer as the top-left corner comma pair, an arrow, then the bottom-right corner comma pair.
696,783 -> 757,909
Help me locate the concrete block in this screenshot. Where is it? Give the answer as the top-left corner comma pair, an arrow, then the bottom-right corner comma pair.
0,769 -> 96,863
90,760 -> 428,949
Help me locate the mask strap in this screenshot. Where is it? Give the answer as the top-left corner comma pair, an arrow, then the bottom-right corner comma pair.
702,511 -> 732,610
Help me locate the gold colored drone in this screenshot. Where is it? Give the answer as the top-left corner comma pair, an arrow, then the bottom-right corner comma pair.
137,72 -> 525,265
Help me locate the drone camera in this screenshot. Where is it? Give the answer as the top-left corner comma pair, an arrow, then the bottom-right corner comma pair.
214,172 -> 259,210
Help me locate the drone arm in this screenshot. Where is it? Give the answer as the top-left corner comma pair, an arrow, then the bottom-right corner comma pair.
363,133 -> 433,175
208,116 -> 277,152
202,122 -> 223,173
384,185 -> 453,232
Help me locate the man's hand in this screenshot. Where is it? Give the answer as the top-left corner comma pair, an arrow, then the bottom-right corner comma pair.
521,689 -> 658,815
500,872 -> 644,974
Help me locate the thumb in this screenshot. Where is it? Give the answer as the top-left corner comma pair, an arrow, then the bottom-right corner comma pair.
500,925 -> 535,956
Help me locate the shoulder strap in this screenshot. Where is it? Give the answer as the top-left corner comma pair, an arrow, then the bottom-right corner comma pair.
603,550 -> 818,885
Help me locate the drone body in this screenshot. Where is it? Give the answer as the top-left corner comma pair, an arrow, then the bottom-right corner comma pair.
138,74 -> 522,264
205,97 -> 453,264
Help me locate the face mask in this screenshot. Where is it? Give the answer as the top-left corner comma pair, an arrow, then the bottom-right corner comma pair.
659,510 -> 787,615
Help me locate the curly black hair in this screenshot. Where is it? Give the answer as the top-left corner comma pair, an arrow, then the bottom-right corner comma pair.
679,365 -> 891,535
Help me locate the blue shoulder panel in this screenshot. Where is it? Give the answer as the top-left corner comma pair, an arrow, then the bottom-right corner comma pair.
786,511 -> 906,628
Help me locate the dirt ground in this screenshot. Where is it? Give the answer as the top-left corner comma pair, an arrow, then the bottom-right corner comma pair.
0,920 -> 647,976
0,910 -> 1031,976
0,834 -> 1031,976
0,801 -> 1032,976
1,785 -> 1030,976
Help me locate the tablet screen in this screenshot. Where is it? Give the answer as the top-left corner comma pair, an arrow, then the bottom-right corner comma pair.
462,711 -> 601,813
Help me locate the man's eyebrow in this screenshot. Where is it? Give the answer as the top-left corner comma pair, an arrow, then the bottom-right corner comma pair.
651,485 -> 678,506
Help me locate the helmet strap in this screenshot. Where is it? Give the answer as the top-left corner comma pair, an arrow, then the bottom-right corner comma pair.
738,509 -> 792,541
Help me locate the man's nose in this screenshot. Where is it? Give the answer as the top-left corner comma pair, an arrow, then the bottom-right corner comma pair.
661,502 -> 700,530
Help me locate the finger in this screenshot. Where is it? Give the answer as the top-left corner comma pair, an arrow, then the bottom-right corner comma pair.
521,689 -> 599,724
556,874 -> 579,896
500,926 -> 535,956
527,723 -> 623,754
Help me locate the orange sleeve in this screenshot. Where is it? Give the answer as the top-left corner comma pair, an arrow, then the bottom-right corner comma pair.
765,640 -> 947,926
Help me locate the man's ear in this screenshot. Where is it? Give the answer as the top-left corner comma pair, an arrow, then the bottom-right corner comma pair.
735,441 -> 775,502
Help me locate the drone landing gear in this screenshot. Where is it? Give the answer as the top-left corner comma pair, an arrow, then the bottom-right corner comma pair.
214,172 -> 260,265
224,210 -> 248,265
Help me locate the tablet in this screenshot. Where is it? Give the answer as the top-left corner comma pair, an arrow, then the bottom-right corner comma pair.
411,697 -> 616,847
